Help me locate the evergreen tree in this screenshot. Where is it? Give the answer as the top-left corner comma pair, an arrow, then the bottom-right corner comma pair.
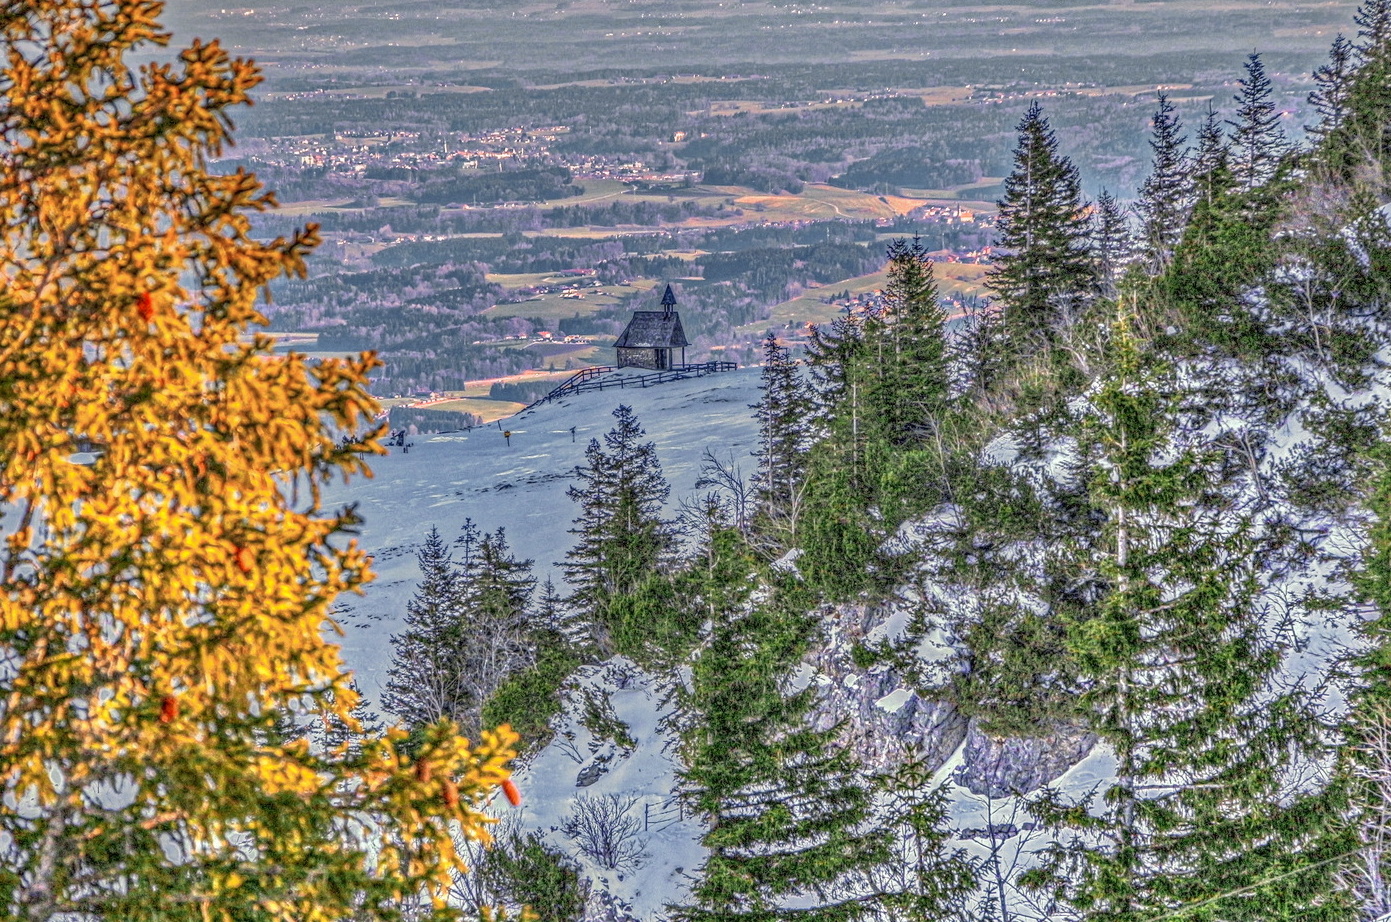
869,750 -> 977,921
673,536 -> 891,922
869,236 -> 951,447
1307,34 -> 1357,145
1309,1 -> 1391,180
460,527 -> 537,731
564,404 -> 674,653
1341,438 -> 1391,918
987,102 -> 1098,356
804,314 -> 868,436
1022,317 -> 1355,921
1353,0 -> 1391,63
1228,52 -> 1290,191
1341,0 -> 1391,173
1135,93 -> 1191,273
384,523 -> 535,738
480,831 -> 589,922
1191,103 -> 1232,207
312,678 -> 384,759
752,332 -> 812,522
1091,190 -> 1133,300
383,525 -> 472,733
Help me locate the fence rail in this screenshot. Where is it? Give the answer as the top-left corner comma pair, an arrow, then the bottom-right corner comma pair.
643,794 -> 686,833
521,361 -> 738,413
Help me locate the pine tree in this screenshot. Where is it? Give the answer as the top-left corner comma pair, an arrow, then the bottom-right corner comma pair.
1091,190 -> 1133,300
0,3 -> 517,917
1022,317 -> 1355,921
564,404 -> 674,653
1228,52 -> 1290,191
673,537 -> 891,922
987,102 -> 1098,356
1135,93 -> 1191,273
752,333 -> 812,522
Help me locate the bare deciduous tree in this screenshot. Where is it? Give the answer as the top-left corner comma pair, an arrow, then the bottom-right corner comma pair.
563,793 -> 649,872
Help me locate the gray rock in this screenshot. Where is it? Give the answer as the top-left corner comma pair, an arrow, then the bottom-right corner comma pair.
806,604 -> 968,774
954,719 -> 1097,797
576,753 -> 612,787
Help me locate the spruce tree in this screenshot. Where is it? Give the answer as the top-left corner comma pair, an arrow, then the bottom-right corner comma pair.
1022,317 -> 1355,921
1091,190 -> 1133,301
459,527 -> 537,732
1341,438 -> 1391,918
1339,0 -> 1391,174
752,332 -> 812,523
673,536 -> 891,922
870,236 -> 951,447
384,523 -> 535,738
1135,93 -> 1191,273
1191,104 -> 1232,207
1228,52 -> 1290,191
987,102 -> 1098,356
564,404 -> 674,652
1353,0 -> 1391,63
804,314 -> 868,435
382,525 -> 471,733
1307,35 -> 1357,145
870,750 -> 977,921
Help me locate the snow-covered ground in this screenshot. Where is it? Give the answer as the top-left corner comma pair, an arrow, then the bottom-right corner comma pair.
318,369 -> 762,918
321,367 -> 763,704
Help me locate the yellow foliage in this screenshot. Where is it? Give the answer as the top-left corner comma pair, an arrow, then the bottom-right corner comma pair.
0,1 -> 516,919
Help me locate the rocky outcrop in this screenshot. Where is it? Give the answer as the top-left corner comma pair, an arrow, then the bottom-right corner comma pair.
806,602 -> 969,774
954,719 -> 1098,797
808,600 -> 1096,795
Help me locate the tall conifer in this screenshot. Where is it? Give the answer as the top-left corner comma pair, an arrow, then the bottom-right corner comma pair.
1308,35 -> 1357,145
564,404 -> 674,651
1023,317 -> 1354,921
870,236 -> 951,447
1191,104 -> 1232,207
1092,190 -> 1133,300
753,333 -> 812,521
1136,94 -> 1191,272
384,523 -> 536,738
1228,53 -> 1290,191
987,102 -> 1097,356
673,537 -> 891,922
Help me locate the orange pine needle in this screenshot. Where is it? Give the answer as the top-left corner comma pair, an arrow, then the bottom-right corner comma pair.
502,778 -> 522,806
136,292 -> 155,322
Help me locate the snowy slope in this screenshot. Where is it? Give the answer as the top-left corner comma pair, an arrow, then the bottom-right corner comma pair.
321,367 -> 764,704
318,352 -> 1382,920
317,369 -> 762,919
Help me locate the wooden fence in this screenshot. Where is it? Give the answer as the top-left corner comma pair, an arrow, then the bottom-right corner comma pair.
521,361 -> 738,413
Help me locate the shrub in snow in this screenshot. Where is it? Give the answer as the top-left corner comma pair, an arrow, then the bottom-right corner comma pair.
563,794 -> 649,872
